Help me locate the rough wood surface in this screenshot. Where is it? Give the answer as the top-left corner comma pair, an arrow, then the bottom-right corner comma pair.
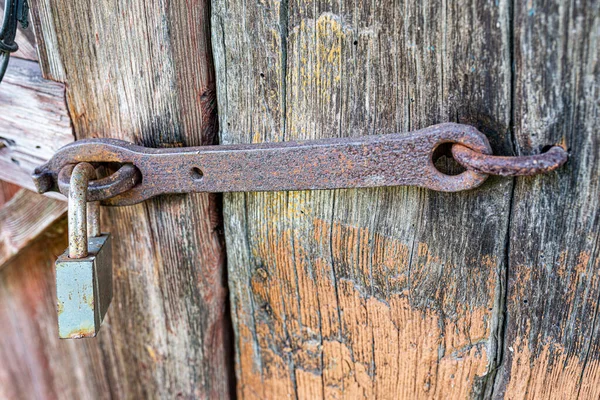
0,218 -> 116,399
0,189 -> 67,268
7,0 -> 234,398
212,0 -> 515,398
0,181 -> 20,205
493,1 -> 600,399
0,57 -> 72,194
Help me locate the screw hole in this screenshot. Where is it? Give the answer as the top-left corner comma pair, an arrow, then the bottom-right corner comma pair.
191,167 -> 204,181
432,142 -> 465,176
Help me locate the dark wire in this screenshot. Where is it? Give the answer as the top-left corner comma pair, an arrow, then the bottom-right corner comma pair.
0,0 -> 28,83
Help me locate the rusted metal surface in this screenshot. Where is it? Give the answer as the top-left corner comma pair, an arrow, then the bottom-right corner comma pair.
33,123 -> 569,206
87,201 -> 100,238
34,123 -> 493,206
451,144 -> 568,176
68,162 -> 96,258
56,163 -> 141,202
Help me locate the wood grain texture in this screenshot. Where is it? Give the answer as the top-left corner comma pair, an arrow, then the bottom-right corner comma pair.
0,181 -> 20,205
0,57 -> 72,194
493,1 -> 600,399
212,0 -> 514,398
0,189 -> 67,268
15,0 -> 234,398
0,218 -> 117,400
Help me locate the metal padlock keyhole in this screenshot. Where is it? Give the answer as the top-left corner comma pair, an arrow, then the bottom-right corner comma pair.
55,163 -> 113,339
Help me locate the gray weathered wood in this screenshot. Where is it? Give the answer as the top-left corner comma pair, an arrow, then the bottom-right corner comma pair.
0,57 -> 72,194
0,189 -> 67,268
0,0 -> 234,398
212,0 -> 514,397
493,1 -> 600,398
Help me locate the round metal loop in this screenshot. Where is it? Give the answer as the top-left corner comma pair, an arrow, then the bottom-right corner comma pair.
58,163 -> 141,202
451,144 -> 568,177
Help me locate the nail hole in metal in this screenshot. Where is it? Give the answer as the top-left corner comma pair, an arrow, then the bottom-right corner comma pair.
432,142 -> 466,176
191,167 -> 204,181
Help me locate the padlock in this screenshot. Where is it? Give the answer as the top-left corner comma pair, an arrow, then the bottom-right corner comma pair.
55,162 -> 112,339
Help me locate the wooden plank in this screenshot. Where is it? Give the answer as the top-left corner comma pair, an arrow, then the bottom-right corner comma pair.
27,0 -> 65,81
23,0 -> 233,398
212,0 -> 514,397
0,189 -> 67,268
0,181 -> 20,206
0,57 -> 72,194
0,4 -> 38,61
493,1 -> 600,398
0,218 -> 116,399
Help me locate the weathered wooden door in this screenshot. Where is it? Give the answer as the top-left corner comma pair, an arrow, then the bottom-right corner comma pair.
0,0 -> 598,399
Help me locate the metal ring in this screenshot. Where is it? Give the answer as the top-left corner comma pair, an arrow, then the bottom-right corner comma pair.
451,144 -> 568,177
58,163 -> 141,202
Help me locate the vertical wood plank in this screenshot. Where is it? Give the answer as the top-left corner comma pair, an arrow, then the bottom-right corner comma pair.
11,0 -> 234,397
212,0 -> 514,397
494,1 -> 600,398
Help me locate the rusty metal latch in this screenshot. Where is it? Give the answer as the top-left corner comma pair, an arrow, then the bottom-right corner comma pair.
34,123 -> 567,339
33,123 -> 568,206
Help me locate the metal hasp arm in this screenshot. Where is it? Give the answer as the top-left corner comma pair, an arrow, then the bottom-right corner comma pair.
32,123 -> 568,206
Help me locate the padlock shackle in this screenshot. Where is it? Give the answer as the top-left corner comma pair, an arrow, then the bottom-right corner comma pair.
88,201 -> 101,238
68,162 -> 98,259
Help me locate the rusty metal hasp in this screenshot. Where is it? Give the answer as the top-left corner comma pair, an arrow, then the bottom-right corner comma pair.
33,123 -> 568,206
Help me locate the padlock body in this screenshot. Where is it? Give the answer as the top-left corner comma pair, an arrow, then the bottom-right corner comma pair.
56,234 -> 112,339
